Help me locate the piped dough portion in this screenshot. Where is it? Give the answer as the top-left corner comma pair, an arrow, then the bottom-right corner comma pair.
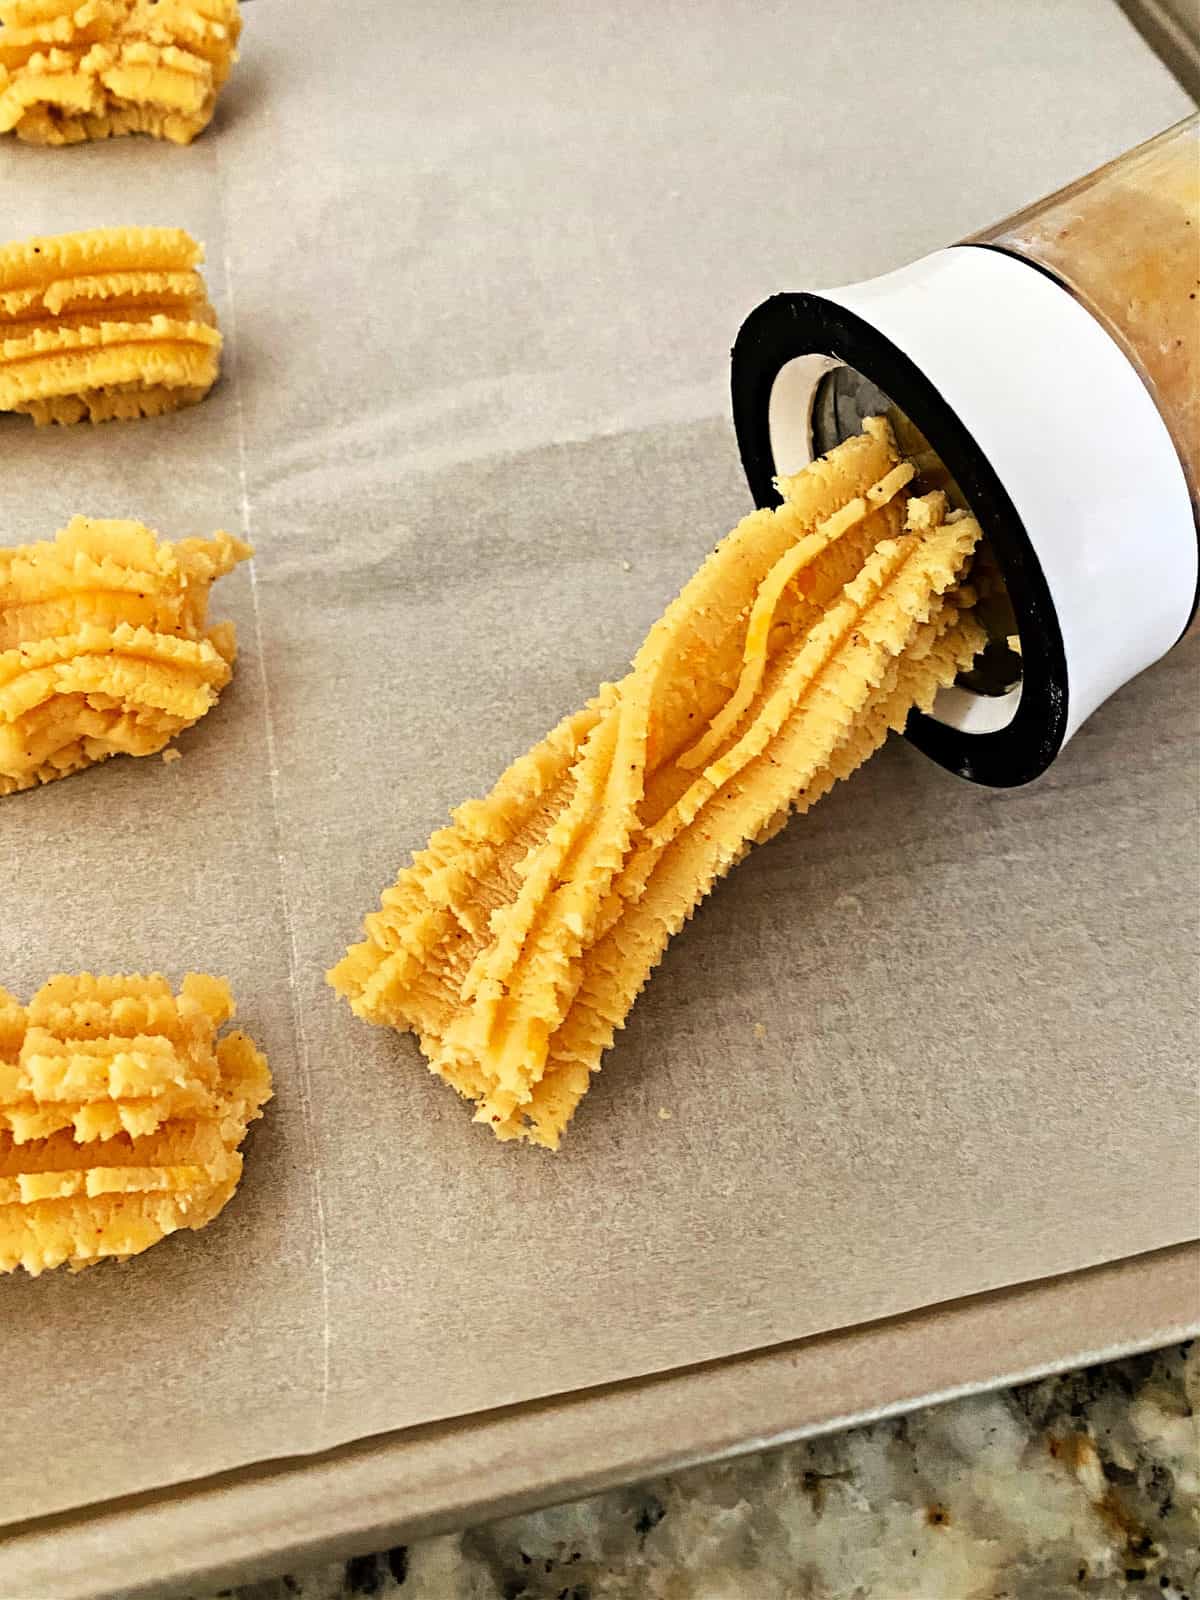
330,422 -> 986,1148
0,226 -> 221,424
0,972 -> 270,1274
0,514 -> 250,793
0,0 -> 241,146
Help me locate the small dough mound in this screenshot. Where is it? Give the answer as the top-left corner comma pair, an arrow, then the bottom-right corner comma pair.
0,226 -> 221,425
0,0 -> 242,146
329,423 -> 987,1149
0,972 -> 271,1274
0,514 -> 251,794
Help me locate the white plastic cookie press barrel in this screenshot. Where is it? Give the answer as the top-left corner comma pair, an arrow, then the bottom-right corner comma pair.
768,246 -> 1197,747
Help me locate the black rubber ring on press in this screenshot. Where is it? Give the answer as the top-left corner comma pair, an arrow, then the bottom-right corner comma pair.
729,289 -> 1069,788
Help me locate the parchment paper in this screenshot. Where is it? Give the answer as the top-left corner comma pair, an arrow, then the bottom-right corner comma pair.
0,0 -> 1196,1530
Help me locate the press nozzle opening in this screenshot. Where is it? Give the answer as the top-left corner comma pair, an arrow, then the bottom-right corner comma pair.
769,354 -> 1024,734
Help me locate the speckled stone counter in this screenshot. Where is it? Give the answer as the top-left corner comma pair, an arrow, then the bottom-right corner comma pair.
190,1342 -> 1198,1600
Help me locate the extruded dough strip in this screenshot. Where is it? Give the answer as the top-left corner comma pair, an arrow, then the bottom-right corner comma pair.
0,1151 -> 240,1205
0,226 -> 202,292
0,269 -> 204,322
331,471 -> 925,1069
0,333 -> 219,412
0,624 -> 232,715
7,1031 -> 218,1098
0,519 -> 246,597
452,683 -> 652,1098
0,1084 -> 217,1144
0,312 -> 219,362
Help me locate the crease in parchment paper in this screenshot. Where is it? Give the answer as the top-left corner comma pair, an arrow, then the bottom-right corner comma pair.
216,150 -> 332,1435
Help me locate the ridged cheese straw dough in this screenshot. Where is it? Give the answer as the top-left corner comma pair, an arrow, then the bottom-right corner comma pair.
0,0 -> 241,146
0,515 -> 250,793
0,972 -> 270,1274
330,423 -> 984,1146
0,227 -> 221,425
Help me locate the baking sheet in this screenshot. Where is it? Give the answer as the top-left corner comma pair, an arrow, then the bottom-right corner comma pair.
5,1243 -> 1198,1600
1,0 -> 1196,1534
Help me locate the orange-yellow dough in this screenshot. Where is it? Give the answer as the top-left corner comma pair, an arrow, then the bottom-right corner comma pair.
0,226 -> 222,425
0,514 -> 250,794
0,0 -> 241,146
0,972 -> 271,1274
329,422 -> 987,1148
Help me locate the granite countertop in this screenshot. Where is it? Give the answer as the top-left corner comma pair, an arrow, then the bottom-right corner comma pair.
190,1341 -> 1197,1600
